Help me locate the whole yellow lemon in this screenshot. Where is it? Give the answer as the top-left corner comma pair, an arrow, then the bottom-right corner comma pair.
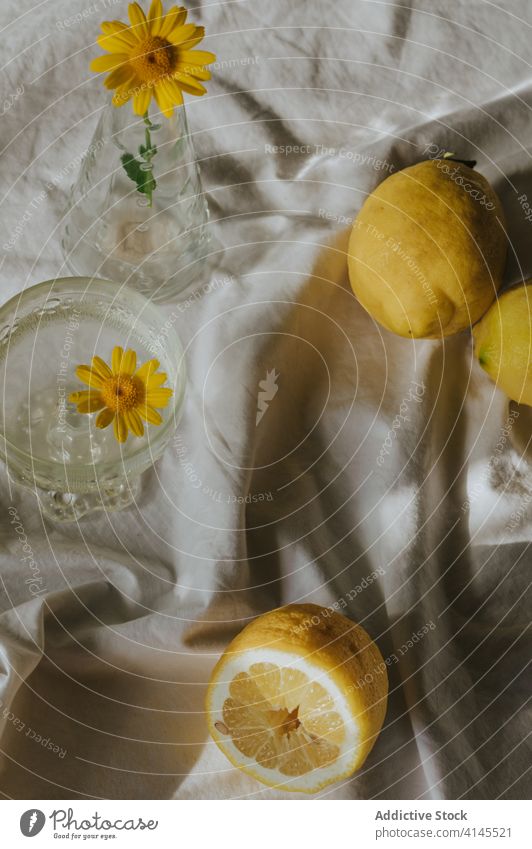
473,283 -> 532,405
347,159 -> 507,338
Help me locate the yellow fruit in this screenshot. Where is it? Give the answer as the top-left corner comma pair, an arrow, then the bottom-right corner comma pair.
206,604 -> 388,793
473,282 -> 532,405
348,159 -> 507,338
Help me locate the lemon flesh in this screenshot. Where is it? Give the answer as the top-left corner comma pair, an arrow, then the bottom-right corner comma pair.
348,160 -> 507,338
473,282 -> 532,406
206,604 -> 388,793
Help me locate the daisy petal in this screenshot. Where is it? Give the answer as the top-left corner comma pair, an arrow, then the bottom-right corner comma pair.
179,49 -> 216,67
68,389 -> 91,402
112,346 -> 124,373
153,82 -> 176,117
133,86 -> 153,115
172,71 -> 206,96
160,6 -> 188,38
146,388 -> 173,408
124,409 -> 144,437
96,408 -> 115,429
75,365 -> 104,388
114,414 -> 129,442
113,84 -> 135,106
101,20 -> 139,47
90,54 -> 129,73
90,355 -> 113,380
77,396 -> 106,414
113,92 -> 131,106
121,349 -> 137,375
177,32 -> 207,51
136,358 -> 160,381
105,66 -> 136,90
160,77 -> 184,110
128,2 -> 149,37
97,33 -> 136,54
176,63 -> 211,81
167,23 -> 198,46
148,0 -> 164,33
146,372 -> 168,389
139,405 -> 163,425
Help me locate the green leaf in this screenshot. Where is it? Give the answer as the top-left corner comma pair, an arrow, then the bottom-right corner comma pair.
121,152 -> 157,199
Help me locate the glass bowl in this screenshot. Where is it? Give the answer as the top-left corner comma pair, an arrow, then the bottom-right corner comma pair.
0,277 -> 186,521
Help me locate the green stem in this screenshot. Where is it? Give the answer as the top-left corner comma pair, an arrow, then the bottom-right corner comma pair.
120,110 -> 158,207
142,112 -> 157,207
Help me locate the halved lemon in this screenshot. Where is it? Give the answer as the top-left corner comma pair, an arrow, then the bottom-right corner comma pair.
206,604 -> 388,793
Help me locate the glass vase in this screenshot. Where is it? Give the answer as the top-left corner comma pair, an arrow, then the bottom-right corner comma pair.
0,277 -> 186,521
61,102 -> 210,302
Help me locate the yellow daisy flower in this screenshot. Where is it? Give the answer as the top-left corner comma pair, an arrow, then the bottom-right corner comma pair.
90,1 -> 216,117
69,346 -> 173,443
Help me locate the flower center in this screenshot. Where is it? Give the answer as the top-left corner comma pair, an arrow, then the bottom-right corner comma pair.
101,375 -> 143,413
130,36 -> 176,83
